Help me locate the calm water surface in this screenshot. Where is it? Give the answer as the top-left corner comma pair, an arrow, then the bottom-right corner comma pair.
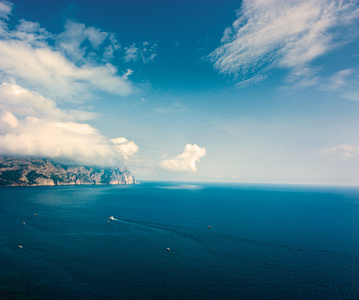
0,182 -> 358,299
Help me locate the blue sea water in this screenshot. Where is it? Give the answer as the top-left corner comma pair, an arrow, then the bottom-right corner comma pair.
0,182 -> 358,299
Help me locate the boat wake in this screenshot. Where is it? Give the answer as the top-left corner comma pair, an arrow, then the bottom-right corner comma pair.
110,218 -> 196,232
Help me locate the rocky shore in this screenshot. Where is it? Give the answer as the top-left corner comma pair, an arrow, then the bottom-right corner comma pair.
0,157 -> 136,186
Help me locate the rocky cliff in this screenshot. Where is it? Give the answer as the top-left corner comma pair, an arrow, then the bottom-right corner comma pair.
0,157 -> 136,186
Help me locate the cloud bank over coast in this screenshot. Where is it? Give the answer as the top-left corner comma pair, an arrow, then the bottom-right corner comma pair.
0,1 -> 139,166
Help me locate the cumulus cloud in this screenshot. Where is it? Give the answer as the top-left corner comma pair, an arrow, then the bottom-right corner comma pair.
124,42 -> 157,64
111,137 -> 139,159
321,144 -> 359,161
210,0 -> 359,83
161,144 -> 206,172
0,116 -> 128,165
0,83 -> 138,165
0,82 -> 97,121
1,111 -> 18,128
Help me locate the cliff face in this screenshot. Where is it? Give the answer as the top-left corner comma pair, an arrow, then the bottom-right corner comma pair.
0,157 -> 136,186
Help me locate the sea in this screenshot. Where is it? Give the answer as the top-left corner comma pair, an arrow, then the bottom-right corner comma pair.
0,182 -> 358,299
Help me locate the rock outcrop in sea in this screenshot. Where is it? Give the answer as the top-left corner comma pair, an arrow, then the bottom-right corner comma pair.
0,157 -> 136,186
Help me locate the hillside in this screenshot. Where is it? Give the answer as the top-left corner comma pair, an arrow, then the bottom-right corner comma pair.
0,157 -> 136,186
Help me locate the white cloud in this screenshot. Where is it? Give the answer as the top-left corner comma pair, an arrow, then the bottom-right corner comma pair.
0,7 -> 133,101
0,1 -> 11,37
124,45 -> 138,62
341,90 -> 359,101
0,82 -> 97,121
124,42 -> 157,64
1,111 -> 18,128
0,82 -> 136,165
102,33 -> 121,62
235,74 -> 265,87
321,144 -> 359,161
0,116 -> 127,165
0,39 -> 133,100
0,1 -> 11,20
323,68 -> 359,101
55,20 -> 110,63
161,144 -> 206,172
327,69 -> 354,90
154,102 -> 187,115
85,26 -> 108,49
210,0 -> 359,82
13,19 -> 50,46
111,137 -> 139,159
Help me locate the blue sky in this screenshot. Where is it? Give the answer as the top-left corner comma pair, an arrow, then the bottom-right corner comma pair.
0,0 -> 358,185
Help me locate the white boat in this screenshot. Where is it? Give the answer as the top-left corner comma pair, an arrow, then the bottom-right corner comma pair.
166,248 -> 170,251
18,245 -> 23,249
207,226 -> 211,228
109,216 -> 115,220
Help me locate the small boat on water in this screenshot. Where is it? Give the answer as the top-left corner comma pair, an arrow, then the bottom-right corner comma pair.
109,216 -> 115,220
23,222 -> 26,225
207,226 -> 211,228
18,245 -> 23,249
34,214 -> 37,216
166,248 -> 170,251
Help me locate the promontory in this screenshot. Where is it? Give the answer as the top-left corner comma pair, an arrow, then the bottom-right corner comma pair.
0,157 -> 136,186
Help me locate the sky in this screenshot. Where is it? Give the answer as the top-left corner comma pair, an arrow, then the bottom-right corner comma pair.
0,0 -> 358,186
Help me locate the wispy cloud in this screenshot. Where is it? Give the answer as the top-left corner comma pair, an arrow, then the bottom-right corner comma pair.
321,144 -> 359,161
0,38 -> 133,100
161,144 -> 206,172
124,42 -> 157,64
210,0 -> 359,84
323,68 -> 359,101
153,102 -> 187,115
327,69 -> 354,90
340,90 -> 359,102
0,83 -> 97,121
235,74 -> 265,87
0,1 -> 11,19
55,20 -> 109,63
0,7 -> 133,101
